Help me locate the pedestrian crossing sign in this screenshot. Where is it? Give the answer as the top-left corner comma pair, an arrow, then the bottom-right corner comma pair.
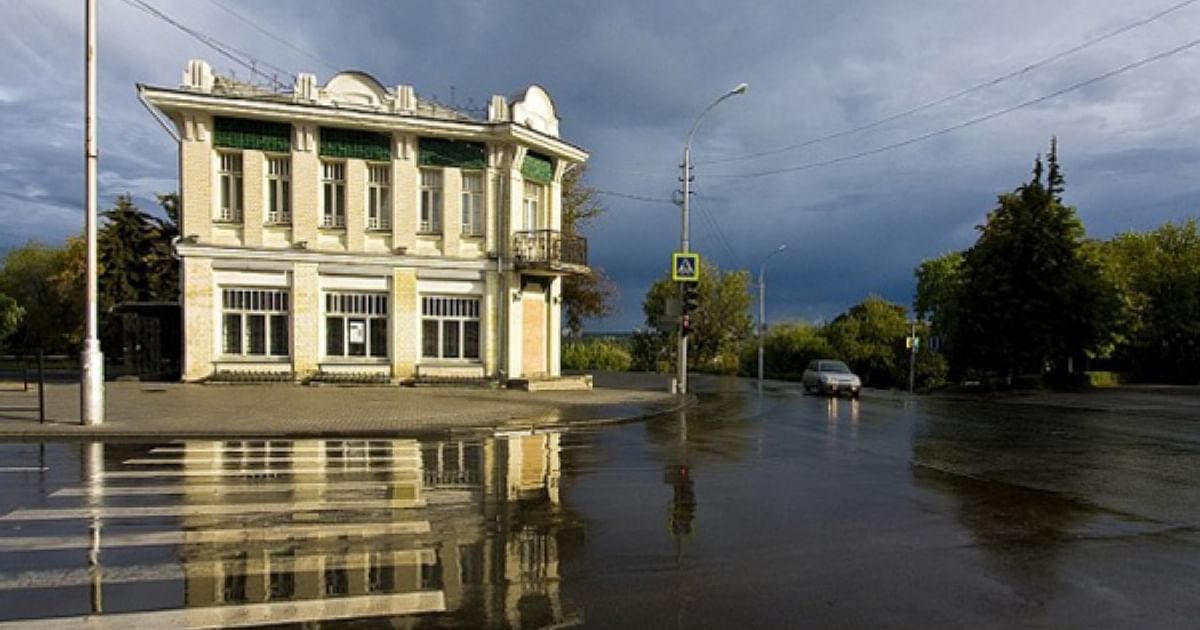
672,252 -> 700,282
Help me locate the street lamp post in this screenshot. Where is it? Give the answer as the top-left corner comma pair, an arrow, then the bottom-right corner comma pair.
757,245 -> 787,383
678,82 -> 748,395
81,0 -> 104,425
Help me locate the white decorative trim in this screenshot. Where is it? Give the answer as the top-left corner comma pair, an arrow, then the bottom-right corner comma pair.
319,275 -> 389,291
213,269 -> 289,287
418,279 -> 484,295
177,243 -> 493,272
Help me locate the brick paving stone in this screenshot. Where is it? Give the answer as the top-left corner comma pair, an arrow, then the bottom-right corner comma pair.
0,372 -> 683,439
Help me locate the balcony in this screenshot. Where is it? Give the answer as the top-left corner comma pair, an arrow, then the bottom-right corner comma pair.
511,230 -> 589,275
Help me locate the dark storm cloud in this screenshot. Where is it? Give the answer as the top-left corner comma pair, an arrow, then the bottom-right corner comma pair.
3,0 -> 1198,329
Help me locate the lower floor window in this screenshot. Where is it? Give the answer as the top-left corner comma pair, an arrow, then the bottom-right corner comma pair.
222,288 -> 289,357
325,292 -> 388,358
422,296 -> 480,360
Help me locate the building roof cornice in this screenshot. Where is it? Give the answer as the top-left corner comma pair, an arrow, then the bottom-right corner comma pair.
139,84 -> 588,162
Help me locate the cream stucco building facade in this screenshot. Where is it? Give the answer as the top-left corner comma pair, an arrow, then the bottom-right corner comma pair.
141,60 -> 589,383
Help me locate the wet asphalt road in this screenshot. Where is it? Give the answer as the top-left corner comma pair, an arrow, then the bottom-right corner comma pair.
0,377 -> 1197,628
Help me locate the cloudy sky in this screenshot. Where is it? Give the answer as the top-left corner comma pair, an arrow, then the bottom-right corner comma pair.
3,0 -> 1199,330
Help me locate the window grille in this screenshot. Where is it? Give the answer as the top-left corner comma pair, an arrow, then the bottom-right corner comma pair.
367,164 -> 391,230
461,172 -> 484,236
217,152 -> 243,222
325,291 -> 388,358
322,161 -> 346,228
266,156 -> 291,224
421,296 -> 481,361
221,288 -> 289,357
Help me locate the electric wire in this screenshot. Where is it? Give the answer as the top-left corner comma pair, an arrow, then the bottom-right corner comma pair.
121,0 -> 296,86
206,0 -> 340,74
707,34 -> 1200,180
595,189 -> 674,205
698,0 -> 1200,166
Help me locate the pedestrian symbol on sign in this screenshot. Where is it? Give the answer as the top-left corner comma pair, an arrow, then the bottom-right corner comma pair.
672,252 -> 701,282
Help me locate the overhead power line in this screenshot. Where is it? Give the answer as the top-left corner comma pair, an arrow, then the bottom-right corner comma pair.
121,0 -> 296,87
595,189 -> 674,205
707,34 -> 1200,180
699,0 -> 1200,166
206,0 -> 339,74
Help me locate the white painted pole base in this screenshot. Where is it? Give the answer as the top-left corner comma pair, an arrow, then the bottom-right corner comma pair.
80,339 -> 104,426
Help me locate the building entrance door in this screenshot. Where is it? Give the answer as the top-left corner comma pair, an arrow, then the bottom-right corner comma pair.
521,282 -> 547,377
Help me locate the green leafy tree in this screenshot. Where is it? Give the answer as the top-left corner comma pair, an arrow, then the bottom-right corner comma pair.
954,144 -> 1117,378
0,293 -> 23,350
740,320 -> 835,379
560,165 -> 616,336
0,242 -> 79,353
637,260 -> 752,374
1100,219 -> 1200,382
825,295 -> 909,387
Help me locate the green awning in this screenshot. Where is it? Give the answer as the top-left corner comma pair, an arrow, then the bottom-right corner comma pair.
213,117 -> 291,152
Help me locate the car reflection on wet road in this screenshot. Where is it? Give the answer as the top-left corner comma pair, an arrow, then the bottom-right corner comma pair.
1,378 -> 1198,628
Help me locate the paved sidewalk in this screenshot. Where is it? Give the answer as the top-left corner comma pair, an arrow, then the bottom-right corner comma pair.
0,372 -> 684,439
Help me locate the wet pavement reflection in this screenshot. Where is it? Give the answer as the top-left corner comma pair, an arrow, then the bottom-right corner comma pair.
1,378 -> 1198,628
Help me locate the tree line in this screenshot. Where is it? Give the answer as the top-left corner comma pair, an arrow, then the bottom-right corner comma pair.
568,139 -> 1199,389
0,194 -> 179,356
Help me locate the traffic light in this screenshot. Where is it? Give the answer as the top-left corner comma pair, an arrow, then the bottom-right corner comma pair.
682,281 -> 700,313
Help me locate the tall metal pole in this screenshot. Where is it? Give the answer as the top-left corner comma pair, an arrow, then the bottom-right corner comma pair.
756,245 -> 785,384
908,320 -> 917,394
677,147 -> 691,395
677,83 -> 748,395
82,0 -> 105,425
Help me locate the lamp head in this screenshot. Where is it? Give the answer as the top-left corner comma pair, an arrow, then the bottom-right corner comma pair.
776,244 -> 787,252
731,82 -> 749,95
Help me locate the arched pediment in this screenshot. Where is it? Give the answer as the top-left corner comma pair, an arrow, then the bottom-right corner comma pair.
323,71 -> 389,109
511,85 -> 560,137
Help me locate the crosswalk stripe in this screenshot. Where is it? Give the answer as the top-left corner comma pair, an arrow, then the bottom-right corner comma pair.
0,591 -> 447,629
0,549 -> 437,590
51,480 -> 411,498
121,456 -> 421,466
0,520 -> 431,552
100,468 -> 420,479
0,497 -> 426,522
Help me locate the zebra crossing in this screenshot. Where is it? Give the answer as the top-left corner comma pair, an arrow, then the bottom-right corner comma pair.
0,439 -> 448,629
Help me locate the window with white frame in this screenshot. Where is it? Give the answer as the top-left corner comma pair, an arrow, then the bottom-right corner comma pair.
325,292 -> 388,358
266,156 -> 291,224
366,164 -> 391,230
421,296 -> 480,361
522,181 -> 544,230
321,161 -> 346,228
217,152 -> 244,222
221,288 -> 289,357
461,171 -> 484,236
419,169 -> 442,234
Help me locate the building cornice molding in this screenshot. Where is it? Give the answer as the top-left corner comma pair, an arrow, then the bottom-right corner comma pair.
177,243 -> 498,272
140,85 -> 588,162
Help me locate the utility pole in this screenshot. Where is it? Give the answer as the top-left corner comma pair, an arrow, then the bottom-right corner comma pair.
82,0 -> 105,425
908,320 -> 917,394
676,83 -> 748,395
757,245 -> 786,383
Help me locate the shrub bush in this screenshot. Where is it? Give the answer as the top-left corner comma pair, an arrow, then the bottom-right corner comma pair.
562,338 -> 633,372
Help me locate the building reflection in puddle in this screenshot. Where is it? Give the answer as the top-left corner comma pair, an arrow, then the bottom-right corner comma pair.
67,430 -> 577,628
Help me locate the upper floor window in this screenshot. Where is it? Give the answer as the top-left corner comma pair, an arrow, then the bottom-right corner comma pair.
461,172 -> 484,237
321,161 -> 346,228
420,169 -> 443,234
265,156 -> 291,225
523,182 -> 544,230
217,152 -> 243,222
367,164 -> 391,231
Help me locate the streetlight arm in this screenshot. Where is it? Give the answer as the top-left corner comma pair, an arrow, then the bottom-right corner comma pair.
685,83 -> 749,151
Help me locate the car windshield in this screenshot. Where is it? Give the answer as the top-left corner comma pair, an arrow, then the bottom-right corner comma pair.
821,362 -> 851,373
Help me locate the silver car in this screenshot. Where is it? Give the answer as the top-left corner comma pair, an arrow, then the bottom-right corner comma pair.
802,360 -> 862,398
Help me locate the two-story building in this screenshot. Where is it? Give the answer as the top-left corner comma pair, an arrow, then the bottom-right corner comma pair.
140,60 -> 589,384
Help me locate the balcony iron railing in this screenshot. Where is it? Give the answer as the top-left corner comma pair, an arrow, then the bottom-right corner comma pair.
511,230 -> 588,270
